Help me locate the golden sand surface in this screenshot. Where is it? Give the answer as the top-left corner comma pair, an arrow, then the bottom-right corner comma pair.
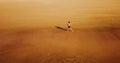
0,1 -> 120,63
0,28 -> 120,63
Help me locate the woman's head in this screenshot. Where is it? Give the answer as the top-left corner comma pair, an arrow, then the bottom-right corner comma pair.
68,21 -> 70,23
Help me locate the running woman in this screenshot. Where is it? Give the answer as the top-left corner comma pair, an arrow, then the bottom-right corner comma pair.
67,21 -> 73,32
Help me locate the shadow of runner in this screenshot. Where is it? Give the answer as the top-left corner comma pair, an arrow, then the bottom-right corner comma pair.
55,26 -> 67,31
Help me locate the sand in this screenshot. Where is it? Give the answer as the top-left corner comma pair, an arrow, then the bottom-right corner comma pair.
0,27 -> 120,63
0,1 -> 120,63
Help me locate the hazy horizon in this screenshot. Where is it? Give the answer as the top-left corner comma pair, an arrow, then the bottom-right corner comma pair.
0,0 -> 120,29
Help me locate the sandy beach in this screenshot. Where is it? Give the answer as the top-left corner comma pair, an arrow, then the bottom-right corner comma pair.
0,0 -> 120,63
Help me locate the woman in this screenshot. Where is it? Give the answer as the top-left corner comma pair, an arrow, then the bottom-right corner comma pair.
67,21 -> 73,31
